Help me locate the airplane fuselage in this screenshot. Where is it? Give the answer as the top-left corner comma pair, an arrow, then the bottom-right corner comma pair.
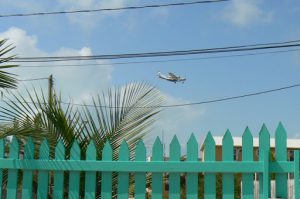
157,72 -> 186,83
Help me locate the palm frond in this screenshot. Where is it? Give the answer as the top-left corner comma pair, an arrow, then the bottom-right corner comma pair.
81,82 -> 164,158
0,39 -> 18,89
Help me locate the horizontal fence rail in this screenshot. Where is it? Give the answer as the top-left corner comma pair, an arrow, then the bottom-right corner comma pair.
0,122 -> 299,199
0,159 -> 297,173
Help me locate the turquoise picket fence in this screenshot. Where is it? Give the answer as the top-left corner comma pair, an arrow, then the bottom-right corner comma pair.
0,123 -> 299,198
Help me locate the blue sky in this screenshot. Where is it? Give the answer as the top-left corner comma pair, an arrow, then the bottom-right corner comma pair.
0,0 -> 300,154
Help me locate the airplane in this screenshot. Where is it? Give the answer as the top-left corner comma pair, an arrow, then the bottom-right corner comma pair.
157,71 -> 186,83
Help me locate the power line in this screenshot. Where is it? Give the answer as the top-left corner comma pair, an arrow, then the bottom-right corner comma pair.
18,77 -> 48,81
2,82 -> 300,109
0,0 -> 229,18
10,39 -> 300,63
17,48 -> 300,68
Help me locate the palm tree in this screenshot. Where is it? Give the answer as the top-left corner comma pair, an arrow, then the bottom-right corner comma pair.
0,39 -> 18,89
0,82 -> 164,197
0,83 -> 164,157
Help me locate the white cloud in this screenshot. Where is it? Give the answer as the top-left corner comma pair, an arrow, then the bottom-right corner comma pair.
222,0 -> 273,26
0,27 -> 113,102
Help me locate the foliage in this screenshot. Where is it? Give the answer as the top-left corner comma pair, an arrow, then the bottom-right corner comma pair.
0,39 -> 18,89
0,83 -> 164,158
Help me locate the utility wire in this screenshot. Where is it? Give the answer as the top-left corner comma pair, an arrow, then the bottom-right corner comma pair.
2,82 -> 300,109
10,39 -> 300,63
17,48 -> 300,68
18,77 -> 48,81
0,0 -> 229,18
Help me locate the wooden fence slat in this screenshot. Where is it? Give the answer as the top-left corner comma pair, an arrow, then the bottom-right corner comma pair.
222,130 -> 234,199
152,137 -> 163,199
186,134 -> 198,199
242,127 -> 254,199
7,136 -> 19,199
294,150 -> 299,199
85,141 -> 97,199
135,140 -> 146,199
101,141 -> 112,199
259,124 -> 270,199
117,140 -> 130,199
204,132 -> 216,199
21,138 -> 34,199
53,140 -> 65,199
37,139 -> 49,199
0,138 -> 4,198
263,150 -> 270,199
69,141 -> 81,198
169,135 -> 181,199
275,122 -> 288,198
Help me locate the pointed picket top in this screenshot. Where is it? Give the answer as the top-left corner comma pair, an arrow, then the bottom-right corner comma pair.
102,140 -> 112,160
152,137 -> 163,161
242,127 -> 253,141
259,124 -> 270,137
9,136 -> 19,158
275,122 -> 287,150
276,121 -> 286,131
204,132 -> 215,161
70,140 -> 80,160
223,129 -> 233,161
204,131 -> 215,147
135,139 -> 146,161
275,122 -> 287,148
153,136 -> 162,152
55,140 -> 65,159
170,135 -> 181,161
223,129 -> 233,144
39,138 -> 49,159
259,124 -> 270,160
187,133 -> 197,146
86,141 -> 96,160
170,135 -> 180,149
242,127 -> 253,160
187,134 -> 198,161
24,137 -> 35,159
259,124 -> 270,142
119,140 -> 129,161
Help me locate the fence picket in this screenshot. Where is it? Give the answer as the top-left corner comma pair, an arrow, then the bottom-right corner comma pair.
85,141 -> 97,199
152,137 -> 163,199
259,124 -> 270,199
101,141 -> 112,199
0,138 -> 4,198
275,122 -> 288,198
169,135 -> 181,199
222,130 -> 234,199
69,141 -> 81,198
21,138 -> 34,199
204,132 -> 216,199
135,140 -> 146,199
118,140 -> 130,199
294,150 -> 299,199
242,127 -> 253,199
53,140 -> 65,199
7,136 -> 19,199
186,134 -> 198,199
37,138 -> 50,199
263,150 -> 270,199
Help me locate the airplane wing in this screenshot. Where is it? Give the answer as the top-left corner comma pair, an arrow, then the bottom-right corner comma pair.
168,72 -> 178,79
